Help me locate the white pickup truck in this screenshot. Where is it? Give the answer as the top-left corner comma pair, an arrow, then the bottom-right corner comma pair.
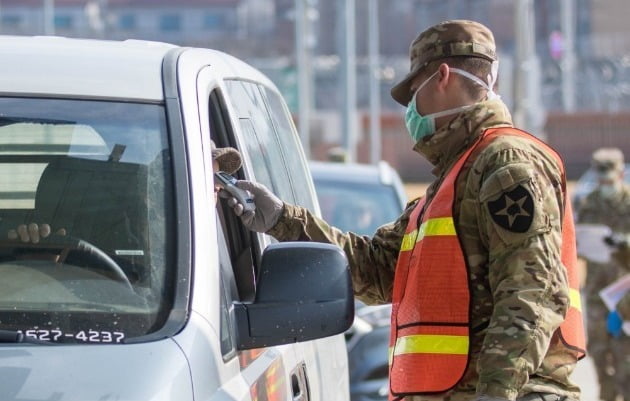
0,36 -> 353,401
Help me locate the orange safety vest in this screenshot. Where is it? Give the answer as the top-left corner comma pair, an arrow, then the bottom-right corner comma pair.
388,127 -> 585,399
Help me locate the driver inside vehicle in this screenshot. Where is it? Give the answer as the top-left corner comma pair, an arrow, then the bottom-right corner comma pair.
210,140 -> 242,200
7,223 -> 65,244
7,139 -> 242,245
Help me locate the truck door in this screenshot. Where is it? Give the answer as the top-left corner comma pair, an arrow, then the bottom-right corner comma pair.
258,84 -> 351,401
196,66 -> 311,400
222,78 -> 350,401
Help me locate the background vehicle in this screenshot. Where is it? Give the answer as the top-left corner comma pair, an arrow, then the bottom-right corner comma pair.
310,160 -> 407,401
0,36 -> 353,401
310,160 -> 407,236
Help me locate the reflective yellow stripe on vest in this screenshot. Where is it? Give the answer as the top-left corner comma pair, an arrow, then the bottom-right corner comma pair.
400,217 -> 456,251
389,334 -> 469,363
569,288 -> 582,312
417,217 -> 456,241
401,229 -> 418,251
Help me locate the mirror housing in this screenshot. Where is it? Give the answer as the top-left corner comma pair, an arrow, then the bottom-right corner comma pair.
234,242 -> 354,350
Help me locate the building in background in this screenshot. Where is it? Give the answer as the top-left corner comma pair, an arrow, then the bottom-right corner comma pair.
0,0 -> 627,112
0,0 -> 629,179
0,0 -> 280,57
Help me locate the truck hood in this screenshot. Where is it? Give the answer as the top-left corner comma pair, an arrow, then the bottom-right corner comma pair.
0,339 -> 192,401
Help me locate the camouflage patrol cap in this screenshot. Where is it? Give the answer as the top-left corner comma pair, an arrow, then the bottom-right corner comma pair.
211,140 -> 242,175
391,19 -> 497,106
592,147 -> 625,177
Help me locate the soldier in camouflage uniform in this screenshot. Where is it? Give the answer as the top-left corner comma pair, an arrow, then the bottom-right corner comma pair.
576,148 -> 630,401
228,20 -> 583,401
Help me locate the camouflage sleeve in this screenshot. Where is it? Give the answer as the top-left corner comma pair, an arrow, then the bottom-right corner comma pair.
475,152 -> 569,399
575,193 -> 598,224
266,201 -> 416,305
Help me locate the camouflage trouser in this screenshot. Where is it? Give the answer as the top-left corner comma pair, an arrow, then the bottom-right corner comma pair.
516,393 -> 576,401
587,304 -> 630,401
401,392 -> 576,401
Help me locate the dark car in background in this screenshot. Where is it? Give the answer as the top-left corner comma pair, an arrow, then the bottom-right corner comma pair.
310,161 -> 407,236
310,160 -> 408,401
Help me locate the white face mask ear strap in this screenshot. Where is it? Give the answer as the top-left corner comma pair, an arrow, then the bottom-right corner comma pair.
450,66 -> 500,101
425,103 -> 474,120
412,70 -> 439,97
410,69 -> 440,112
450,68 -> 489,90
488,60 -> 499,89
486,61 -> 500,100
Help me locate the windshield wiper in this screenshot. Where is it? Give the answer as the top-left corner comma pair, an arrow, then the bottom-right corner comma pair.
0,330 -> 54,345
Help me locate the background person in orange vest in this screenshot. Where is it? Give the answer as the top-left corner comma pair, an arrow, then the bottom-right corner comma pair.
227,20 -> 585,401
576,148 -> 630,401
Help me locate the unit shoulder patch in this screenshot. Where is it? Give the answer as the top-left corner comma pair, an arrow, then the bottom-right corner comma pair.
487,184 -> 534,233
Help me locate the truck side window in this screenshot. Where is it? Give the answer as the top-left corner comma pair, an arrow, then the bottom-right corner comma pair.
217,219 -> 237,358
208,89 -> 257,301
223,79 -> 296,204
260,87 -> 317,211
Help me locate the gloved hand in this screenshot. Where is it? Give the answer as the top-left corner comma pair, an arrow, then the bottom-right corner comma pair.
227,180 -> 283,233
607,310 -> 623,338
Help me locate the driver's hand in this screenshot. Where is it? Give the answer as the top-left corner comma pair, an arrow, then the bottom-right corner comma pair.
8,224 -> 66,244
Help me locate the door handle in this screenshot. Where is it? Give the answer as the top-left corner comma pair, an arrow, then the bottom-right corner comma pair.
290,362 -> 310,401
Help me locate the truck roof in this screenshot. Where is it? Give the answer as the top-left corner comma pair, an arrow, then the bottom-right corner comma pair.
0,36 -> 177,101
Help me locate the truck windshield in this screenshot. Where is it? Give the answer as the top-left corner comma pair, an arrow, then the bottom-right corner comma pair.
0,97 -> 175,344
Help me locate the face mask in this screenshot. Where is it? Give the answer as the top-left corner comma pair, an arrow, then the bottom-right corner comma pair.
404,69 -> 473,142
404,64 -> 500,143
405,94 -> 473,142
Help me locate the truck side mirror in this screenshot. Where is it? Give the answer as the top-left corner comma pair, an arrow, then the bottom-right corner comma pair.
233,242 -> 354,350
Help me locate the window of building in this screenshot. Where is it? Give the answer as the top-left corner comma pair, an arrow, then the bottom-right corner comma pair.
119,14 -> 136,30
54,15 -> 73,30
203,13 -> 222,29
159,14 -> 181,32
1,15 -> 22,29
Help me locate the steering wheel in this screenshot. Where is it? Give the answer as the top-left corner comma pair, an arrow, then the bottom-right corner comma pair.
0,234 -> 132,289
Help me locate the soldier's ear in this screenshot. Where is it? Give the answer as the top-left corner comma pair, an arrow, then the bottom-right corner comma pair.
436,63 -> 458,94
436,63 -> 450,88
